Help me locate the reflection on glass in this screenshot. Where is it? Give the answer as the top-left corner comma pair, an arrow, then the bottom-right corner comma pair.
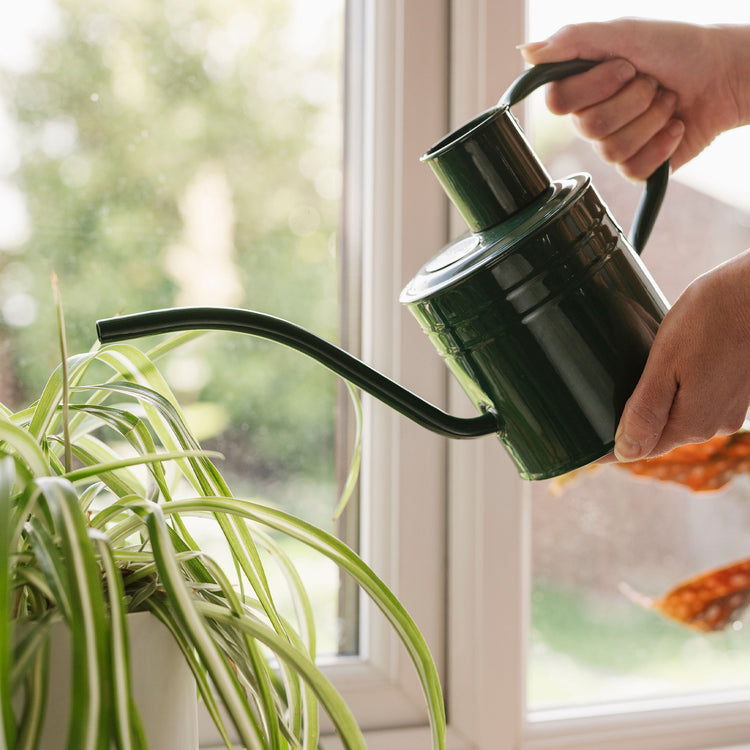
530,466 -> 750,707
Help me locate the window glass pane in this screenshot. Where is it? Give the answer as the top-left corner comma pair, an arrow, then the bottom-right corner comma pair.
527,0 -> 750,709
0,0 -> 348,655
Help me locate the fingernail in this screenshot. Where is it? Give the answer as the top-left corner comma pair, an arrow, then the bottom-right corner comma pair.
615,60 -> 636,83
614,432 -> 642,462
659,88 -> 677,109
666,118 -> 684,138
517,40 -> 547,57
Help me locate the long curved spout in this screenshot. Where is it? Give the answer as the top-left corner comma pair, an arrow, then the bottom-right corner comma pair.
96,307 -> 503,440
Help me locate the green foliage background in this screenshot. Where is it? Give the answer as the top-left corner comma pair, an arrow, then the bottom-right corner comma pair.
0,0 -> 343,506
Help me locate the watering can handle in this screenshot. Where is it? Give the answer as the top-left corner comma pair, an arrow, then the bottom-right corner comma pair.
499,59 -> 669,254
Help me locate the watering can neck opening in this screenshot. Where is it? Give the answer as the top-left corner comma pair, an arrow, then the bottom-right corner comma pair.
422,60 -> 669,252
421,105 -> 551,233
420,106 -> 508,163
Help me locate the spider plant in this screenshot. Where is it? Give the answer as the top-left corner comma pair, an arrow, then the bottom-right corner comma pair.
0,295 -> 445,749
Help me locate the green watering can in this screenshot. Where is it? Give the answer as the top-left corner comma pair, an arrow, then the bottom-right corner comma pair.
97,60 -> 670,481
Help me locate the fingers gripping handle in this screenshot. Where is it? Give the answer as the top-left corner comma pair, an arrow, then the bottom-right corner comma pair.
499,59 -> 669,254
498,59 -> 600,108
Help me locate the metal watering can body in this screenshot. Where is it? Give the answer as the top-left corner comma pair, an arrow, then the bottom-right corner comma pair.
97,61 -> 670,481
400,59 -> 670,478
400,172 -> 668,479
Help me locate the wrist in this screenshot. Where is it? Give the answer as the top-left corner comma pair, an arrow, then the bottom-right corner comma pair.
711,24 -> 750,128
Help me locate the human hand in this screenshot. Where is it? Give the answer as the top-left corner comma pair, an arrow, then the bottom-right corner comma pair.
613,249 -> 750,462
519,19 -> 750,179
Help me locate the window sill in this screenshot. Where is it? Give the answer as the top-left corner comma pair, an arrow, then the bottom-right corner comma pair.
199,693 -> 750,750
322,725 -> 471,750
526,689 -> 750,750
200,725 -> 471,750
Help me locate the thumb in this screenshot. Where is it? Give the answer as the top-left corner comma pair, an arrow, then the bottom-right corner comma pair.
519,20 -> 644,66
614,369 -> 677,462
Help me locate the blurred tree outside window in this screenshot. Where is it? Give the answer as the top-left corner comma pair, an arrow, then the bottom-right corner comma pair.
0,0 -> 348,654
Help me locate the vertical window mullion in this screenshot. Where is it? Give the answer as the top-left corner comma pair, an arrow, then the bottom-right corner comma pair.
323,0 -> 453,740
444,2 -> 528,749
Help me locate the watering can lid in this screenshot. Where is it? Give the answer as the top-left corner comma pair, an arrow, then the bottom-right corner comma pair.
400,174 -> 589,304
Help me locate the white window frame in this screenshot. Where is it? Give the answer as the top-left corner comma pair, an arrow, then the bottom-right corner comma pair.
219,1 -> 750,749
322,1 -> 529,747
320,0 -> 453,739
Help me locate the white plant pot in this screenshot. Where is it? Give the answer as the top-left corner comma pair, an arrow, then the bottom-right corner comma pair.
18,611 -> 198,750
